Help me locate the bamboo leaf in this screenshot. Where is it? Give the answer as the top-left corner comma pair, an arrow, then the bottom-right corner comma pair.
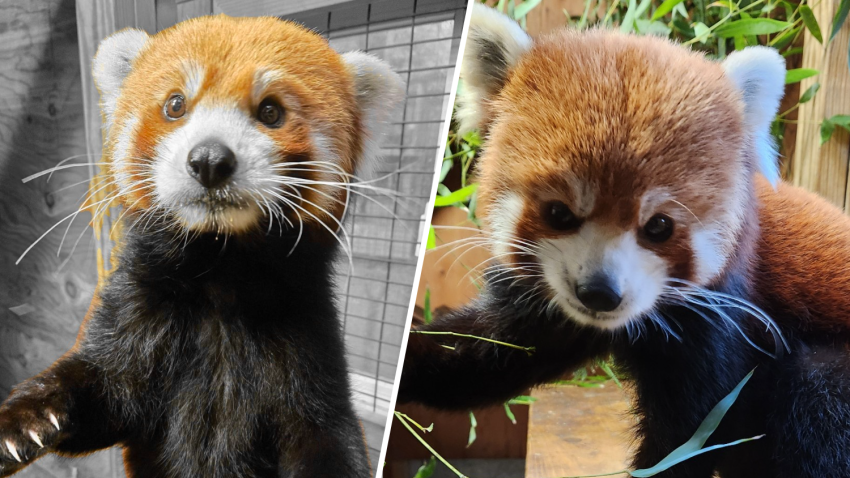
830,0 -> 850,42
514,0 -> 543,19
781,46 -> 804,57
439,158 -> 453,182
621,0 -> 639,32
785,68 -> 819,84
466,412 -> 478,447
692,21 -> 711,43
504,403 -> 517,424
715,18 -> 792,37
821,115 -> 850,144
507,395 -> 538,405
413,457 -> 437,478
426,226 -> 436,250
800,5 -> 823,43
631,436 -> 765,477
630,369 -> 756,477
434,184 -> 478,207
799,82 -> 820,103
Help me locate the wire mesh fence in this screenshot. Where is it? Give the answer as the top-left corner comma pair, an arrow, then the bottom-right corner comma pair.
285,0 -> 466,419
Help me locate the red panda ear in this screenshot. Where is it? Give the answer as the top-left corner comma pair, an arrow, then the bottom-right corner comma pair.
722,47 -> 786,187
92,28 -> 150,133
341,51 -> 405,174
456,3 -> 532,135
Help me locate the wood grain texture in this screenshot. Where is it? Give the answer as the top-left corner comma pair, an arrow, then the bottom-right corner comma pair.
386,402 -> 529,463
0,0 -> 124,476
791,0 -> 850,209
525,385 -> 632,478
415,207 -> 491,311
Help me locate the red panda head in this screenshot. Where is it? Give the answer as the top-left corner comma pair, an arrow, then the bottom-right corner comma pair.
92,15 -> 403,236
461,4 -> 785,331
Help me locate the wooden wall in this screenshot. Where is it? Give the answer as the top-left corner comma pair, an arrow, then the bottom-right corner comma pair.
0,0 -> 124,476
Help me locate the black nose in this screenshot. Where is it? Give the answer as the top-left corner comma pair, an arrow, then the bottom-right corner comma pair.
187,141 -> 236,189
575,276 -> 622,312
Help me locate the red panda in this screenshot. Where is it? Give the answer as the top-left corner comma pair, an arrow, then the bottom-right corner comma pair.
0,15 -> 402,477
398,4 -> 850,477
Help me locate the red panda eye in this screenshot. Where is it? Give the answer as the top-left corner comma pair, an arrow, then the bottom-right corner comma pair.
543,201 -> 581,231
644,214 -> 674,243
257,98 -> 284,127
164,94 -> 186,119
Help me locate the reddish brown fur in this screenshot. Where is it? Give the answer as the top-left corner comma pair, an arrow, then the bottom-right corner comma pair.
755,176 -> 850,332
476,30 -> 749,282
106,15 -> 363,225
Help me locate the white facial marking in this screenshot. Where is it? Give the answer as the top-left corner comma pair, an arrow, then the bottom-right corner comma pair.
112,114 -> 140,195
153,104 -> 280,232
488,192 -> 525,260
538,223 -> 667,330
252,69 -> 284,103
692,228 -> 725,283
566,177 -> 596,217
182,61 -> 205,99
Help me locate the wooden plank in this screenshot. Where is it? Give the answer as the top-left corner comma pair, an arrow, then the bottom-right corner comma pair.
135,0 -> 157,33
177,0 -> 213,22
791,0 -> 850,209
526,385 -> 632,478
525,0 -> 586,35
157,0 -> 179,30
115,0 -> 137,29
1,0 -> 124,476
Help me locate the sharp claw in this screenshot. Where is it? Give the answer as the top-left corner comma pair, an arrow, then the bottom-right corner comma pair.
48,413 -> 60,431
4,440 -> 20,463
28,431 -> 43,449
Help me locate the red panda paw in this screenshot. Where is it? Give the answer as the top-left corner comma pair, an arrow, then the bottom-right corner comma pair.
0,402 -> 66,476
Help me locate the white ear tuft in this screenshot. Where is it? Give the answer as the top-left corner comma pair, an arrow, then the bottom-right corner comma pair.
722,46 -> 786,186
456,3 -> 532,134
341,51 -> 405,175
92,29 -> 150,132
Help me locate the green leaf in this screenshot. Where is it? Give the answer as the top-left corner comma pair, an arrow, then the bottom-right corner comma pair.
821,118 -> 836,144
771,25 -> 801,50
734,34 -> 746,50
434,184 -> 479,207
652,0 -> 686,20
620,0 -> 639,33
785,68 -> 819,84
598,360 -> 622,388
413,457 -> 436,478
630,369 -> 757,477
800,5 -> 823,43
782,46 -> 804,57
467,412 -> 478,447
821,115 -> 850,144
504,403 -> 517,424
715,18 -> 792,38
467,190 -> 478,220
514,0 -> 543,19
692,21 -> 711,43
635,19 -> 672,36
426,226 -> 436,251
830,0 -> 850,42
507,395 -> 538,405
462,130 -> 481,148
423,287 -> 433,324
799,82 -> 820,103
439,159 -> 453,182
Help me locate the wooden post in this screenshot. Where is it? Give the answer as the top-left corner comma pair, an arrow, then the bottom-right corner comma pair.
791,0 -> 850,210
